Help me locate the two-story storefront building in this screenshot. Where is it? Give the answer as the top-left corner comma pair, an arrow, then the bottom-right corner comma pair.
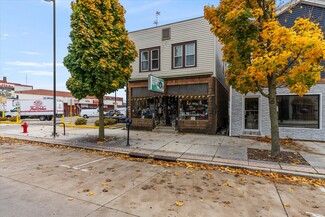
127,17 -> 228,134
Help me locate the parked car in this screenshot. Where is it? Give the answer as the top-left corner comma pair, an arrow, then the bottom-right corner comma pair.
104,110 -> 126,123
80,108 -> 99,118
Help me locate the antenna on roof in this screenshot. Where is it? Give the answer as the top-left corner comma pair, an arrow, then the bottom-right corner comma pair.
153,11 -> 160,27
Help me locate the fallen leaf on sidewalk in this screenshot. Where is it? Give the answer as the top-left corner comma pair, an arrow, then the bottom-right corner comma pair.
288,187 -> 295,191
175,201 -> 183,207
284,204 -> 290,207
88,191 -> 94,196
67,197 -> 74,201
223,182 -> 232,187
221,201 -> 231,207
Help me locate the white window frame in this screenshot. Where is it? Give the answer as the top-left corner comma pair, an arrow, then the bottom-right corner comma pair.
242,96 -> 261,132
151,49 -> 159,71
185,43 -> 195,67
277,93 -> 322,130
140,51 -> 149,72
173,45 -> 183,68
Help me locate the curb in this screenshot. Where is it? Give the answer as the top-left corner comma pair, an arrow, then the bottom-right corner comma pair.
1,135 -> 325,180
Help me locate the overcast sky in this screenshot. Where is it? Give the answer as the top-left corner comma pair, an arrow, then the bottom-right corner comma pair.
0,0 -> 289,100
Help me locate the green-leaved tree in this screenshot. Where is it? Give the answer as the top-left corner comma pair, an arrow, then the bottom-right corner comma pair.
205,0 -> 325,155
64,0 -> 137,140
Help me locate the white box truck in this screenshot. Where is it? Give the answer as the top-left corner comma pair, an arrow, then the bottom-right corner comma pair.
0,99 -> 19,118
7,99 -> 64,121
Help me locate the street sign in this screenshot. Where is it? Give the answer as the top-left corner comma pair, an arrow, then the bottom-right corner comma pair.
67,99 -> 75,106
148,75 -> 164,93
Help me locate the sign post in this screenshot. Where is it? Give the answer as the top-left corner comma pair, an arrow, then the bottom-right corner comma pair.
68,99 -> 75,124
0,96 -> 7,118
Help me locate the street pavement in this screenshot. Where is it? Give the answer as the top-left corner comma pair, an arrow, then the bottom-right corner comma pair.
0,123 -> 324,179
1,141 -> 325,217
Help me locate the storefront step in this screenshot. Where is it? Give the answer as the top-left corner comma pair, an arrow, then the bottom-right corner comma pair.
153,126 -> 177,134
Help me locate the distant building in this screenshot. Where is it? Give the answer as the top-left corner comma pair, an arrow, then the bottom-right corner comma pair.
0,76 -> 123,116
16,89 -> 123,116
0,76 -> 33,98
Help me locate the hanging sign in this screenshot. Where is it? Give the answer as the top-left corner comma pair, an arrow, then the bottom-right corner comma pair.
148,75 -> 164,93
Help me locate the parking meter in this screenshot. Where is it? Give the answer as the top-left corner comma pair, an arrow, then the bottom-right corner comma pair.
126,119 -> 132,146
126,118 -> 132,128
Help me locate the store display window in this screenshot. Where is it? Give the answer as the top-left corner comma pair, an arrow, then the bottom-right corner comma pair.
179,99 -> 208,120
132,99 -> 155,119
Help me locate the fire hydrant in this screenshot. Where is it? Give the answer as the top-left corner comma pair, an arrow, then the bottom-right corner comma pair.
21,122 -> 28,133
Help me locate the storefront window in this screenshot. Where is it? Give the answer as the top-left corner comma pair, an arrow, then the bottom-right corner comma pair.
278,95 -> 319,128
180,99 -> 208,120
132,98 -> 155,119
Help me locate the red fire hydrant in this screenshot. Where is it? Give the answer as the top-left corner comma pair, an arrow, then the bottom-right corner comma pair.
21,122 -> 28,133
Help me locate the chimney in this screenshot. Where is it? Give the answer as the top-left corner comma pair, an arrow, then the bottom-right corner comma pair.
3,76 -> 7,83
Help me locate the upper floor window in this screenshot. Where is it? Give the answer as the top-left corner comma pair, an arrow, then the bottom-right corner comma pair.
140,47 -> 160,72
172,41 -> 197,69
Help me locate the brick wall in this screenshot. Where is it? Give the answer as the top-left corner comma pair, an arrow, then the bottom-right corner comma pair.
130,118 -> 154,130
128,75 -> 220,134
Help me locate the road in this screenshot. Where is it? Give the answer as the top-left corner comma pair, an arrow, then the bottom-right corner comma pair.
1,141 -> 324,217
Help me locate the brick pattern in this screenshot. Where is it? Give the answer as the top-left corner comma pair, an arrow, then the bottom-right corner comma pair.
131,118 -> 154,130
127,75 -> 224,134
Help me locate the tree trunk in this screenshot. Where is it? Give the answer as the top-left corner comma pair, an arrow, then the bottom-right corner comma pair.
98,95 -> 104,140
268,76 -> 280,156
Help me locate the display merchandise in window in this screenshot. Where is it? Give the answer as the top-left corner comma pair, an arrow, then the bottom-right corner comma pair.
180,99 -> 208,120
132,99 -> 154,119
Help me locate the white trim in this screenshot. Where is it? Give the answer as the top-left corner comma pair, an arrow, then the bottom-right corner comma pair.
140,51 -> 149,72
150,49 -> 159,71
242,95 -> 261,132
173,45 -> 183,68
229,86 -> 232,136
277,93 -> 322,130
185,43 -> 195,67
213,37 -> 217,77
277,0 -> 325,16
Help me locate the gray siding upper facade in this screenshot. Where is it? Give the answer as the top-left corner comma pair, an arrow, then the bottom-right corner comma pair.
278,2 -> 325,78
129,17 -> 227,88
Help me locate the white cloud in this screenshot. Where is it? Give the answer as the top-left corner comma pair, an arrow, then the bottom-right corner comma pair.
18,51 -> 41,55
19,70 -> 53,76
124,0 -> 171,15
1,33 -> 9,40
6,61 -> 64,67
22,32 -> 30,36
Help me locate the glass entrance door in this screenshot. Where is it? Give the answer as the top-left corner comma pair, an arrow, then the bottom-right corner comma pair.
244,98 -> 259,130
166,96 -> 178,125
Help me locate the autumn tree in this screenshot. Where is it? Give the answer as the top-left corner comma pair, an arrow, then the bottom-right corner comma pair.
64,0 -> 137,140
205,0 -> 325,155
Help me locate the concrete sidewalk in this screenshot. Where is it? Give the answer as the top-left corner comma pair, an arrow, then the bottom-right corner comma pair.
1,123 -> 324,179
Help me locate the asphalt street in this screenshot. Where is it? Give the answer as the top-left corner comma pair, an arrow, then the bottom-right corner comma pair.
1,141 -> 324,217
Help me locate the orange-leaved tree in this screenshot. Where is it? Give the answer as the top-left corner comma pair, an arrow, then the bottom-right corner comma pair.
205,0 -> 325,155
64,0 -> 137,140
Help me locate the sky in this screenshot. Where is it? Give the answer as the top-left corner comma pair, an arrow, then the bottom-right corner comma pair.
0,0 -> 289,100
